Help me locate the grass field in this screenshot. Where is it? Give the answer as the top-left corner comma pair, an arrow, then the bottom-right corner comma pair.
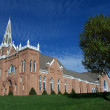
0,94 -> 110,110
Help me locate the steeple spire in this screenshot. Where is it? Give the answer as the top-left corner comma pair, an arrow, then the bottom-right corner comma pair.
2,17 -> 12,46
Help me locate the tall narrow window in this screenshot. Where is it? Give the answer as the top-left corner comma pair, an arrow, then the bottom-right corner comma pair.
50,77 -> 53,91
23,60 -> 25,72
39,76 -> 42,90
104,80 -> 107,90
30,60 -> 32,72
34,61 -> 36,72
92,88 -> 93,93
21,61 -> 23,72
58,79 -> 60,92
10,65 -> 13,73
14,67 -> 15,75
65,80 -> 67,92
43,77 -> 46,90
94,88 -> 95,93
23,84 -> 24,90
20,76 -> 22,82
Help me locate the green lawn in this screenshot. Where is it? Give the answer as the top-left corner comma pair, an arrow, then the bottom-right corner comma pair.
0,94 -> 110,110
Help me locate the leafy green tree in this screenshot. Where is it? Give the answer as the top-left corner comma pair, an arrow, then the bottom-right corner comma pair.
29,88 -> 37,95
80,14 -> 110,74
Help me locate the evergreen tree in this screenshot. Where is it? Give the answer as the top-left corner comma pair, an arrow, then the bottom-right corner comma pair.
29,88 -> 37,95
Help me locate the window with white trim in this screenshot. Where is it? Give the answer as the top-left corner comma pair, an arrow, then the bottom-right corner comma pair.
65,80 -> 67,92
10,65 -> 13,73
94,88 -> 95,93
34,60 -> 36,72
30,60 -> 32,72
58,79 -> 60,92
21,61 -> 23,72
92,88 -> 93,93
20,76 -> 22,82
23,60 -> 25,72
14,67 -> 15,75
23,84 -> 24,90
43,77 -> 46,90
104,80 -> 107,90
39,76 -> 42,90
50,77 -> 53,91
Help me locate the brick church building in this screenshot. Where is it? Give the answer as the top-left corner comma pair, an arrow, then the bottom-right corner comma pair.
0,18 -> 110,96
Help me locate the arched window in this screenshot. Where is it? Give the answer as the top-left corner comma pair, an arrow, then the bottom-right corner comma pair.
104,80 -> 108,91
23,60 -> 25,72
23,84 -> 24,90
34,61 -> 36,72
94,88 -> 95,93
10,65 -> 13,73
58,79 -> 60,92
21,61 -> 23,72
65,80 -> 67,92
30,60 -> 32,72
43,77 -> 46,90
14,67 -> 15,75
20,76 -> 22,82
39,76 -> 42,90
92,88 -> 93,93
50,77 -> 53,91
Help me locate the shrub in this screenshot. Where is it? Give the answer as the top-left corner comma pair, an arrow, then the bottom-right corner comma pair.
42,90 -> 47,95
64,91 -> 68,95
8,91 -> 13,96
71,89 -> 76,95
29,88 -> 37,95
51,90 -> 56,95
58,91 -> 62,94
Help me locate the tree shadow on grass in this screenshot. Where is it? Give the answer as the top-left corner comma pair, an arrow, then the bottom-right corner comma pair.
66,92 -> 110,102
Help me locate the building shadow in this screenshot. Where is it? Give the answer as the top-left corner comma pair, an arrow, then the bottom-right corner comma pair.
66,92 -> 110,102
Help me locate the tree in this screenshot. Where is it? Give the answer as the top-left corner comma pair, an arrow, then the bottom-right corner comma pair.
79,14 -> 110,74
29,88 -> 37,95
42,90 -> 47,95
8,91 -> 13,96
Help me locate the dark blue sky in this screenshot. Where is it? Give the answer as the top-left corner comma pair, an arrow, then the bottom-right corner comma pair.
0,0 -> 110,72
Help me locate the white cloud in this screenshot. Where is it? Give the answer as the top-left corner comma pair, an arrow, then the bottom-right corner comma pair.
58,54 -> 87,73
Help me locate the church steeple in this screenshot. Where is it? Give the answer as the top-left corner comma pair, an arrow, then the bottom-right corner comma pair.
2,17 -> 12,46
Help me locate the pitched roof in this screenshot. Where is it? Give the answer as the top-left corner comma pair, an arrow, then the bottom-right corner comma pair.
81,72 -> 99,81
63,69 -> 96,83
39,54 -> 53,70
39,53 -> 98,83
